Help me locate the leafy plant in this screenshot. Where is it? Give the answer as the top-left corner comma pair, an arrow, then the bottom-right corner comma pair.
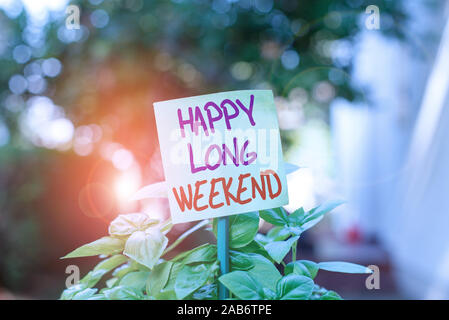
60,201 -> 371,300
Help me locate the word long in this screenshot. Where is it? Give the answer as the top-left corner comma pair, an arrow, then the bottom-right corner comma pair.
188,137 -> 257,173
172,170 -> 282,212
177,94 -> 255,137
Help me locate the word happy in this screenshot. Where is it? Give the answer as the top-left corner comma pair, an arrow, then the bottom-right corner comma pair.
170,94 -> 283,213
177,94 -> 255,137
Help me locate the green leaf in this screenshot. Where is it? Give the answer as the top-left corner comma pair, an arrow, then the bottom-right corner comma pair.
146,261 -> 173,297
288,207 -> 305,226
219,271 -> 264,300
102,285 -> 144,300
284,162 -> 300,175
230,250 -> 254,271
80,272 -> 107,290
262,288 -> 277,300
112,262 -> 138,279
192,283 -> 217,300
300,260 -> 319,278
174,263 -> 214,299
80,254 -> 128,287
266,226 -> 291,241
72,288 -> 98,300
155,290 -> 177,300
62,237 -> 125,259
303,200 -> 344,224
119,271 -> 150,291
213,212 -> 259,248
259,207 -> 289,226
123,228 -> 168,269
60,283 -> 88,300
237,240 -> 271,261
61,284 -> 102,300
246,253 -> 281,292
276,274 -> 314,300
87,294 -> 107,300
154,262 -> 183,299
286,226 -> 303,236
93,254 -> 128,272
301,216 -> 323,231
172,244 -> 217,265
229,212 -> 259,248
285,260 -> 319,279
109,213 -> 159,237
132,260 -> 152,271
264,236 -> 299,264
254,233 -> 270,246
318,261 -> 372,274
320,290 -> 342,300
106,278 -> 118,288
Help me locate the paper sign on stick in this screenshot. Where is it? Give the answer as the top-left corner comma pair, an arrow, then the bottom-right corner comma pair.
153,90 -> 288,224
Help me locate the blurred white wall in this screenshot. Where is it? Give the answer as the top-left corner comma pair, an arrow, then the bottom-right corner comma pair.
331,0 -> 449,298
394,11 -> 449,298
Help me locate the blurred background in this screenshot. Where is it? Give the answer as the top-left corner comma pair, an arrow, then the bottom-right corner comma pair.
0,0 -> 448,299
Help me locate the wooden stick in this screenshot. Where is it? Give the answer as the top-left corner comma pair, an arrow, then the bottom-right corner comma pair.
217,216 -> 229,299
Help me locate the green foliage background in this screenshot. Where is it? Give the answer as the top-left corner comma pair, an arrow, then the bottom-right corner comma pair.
0,0 -> 405,296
